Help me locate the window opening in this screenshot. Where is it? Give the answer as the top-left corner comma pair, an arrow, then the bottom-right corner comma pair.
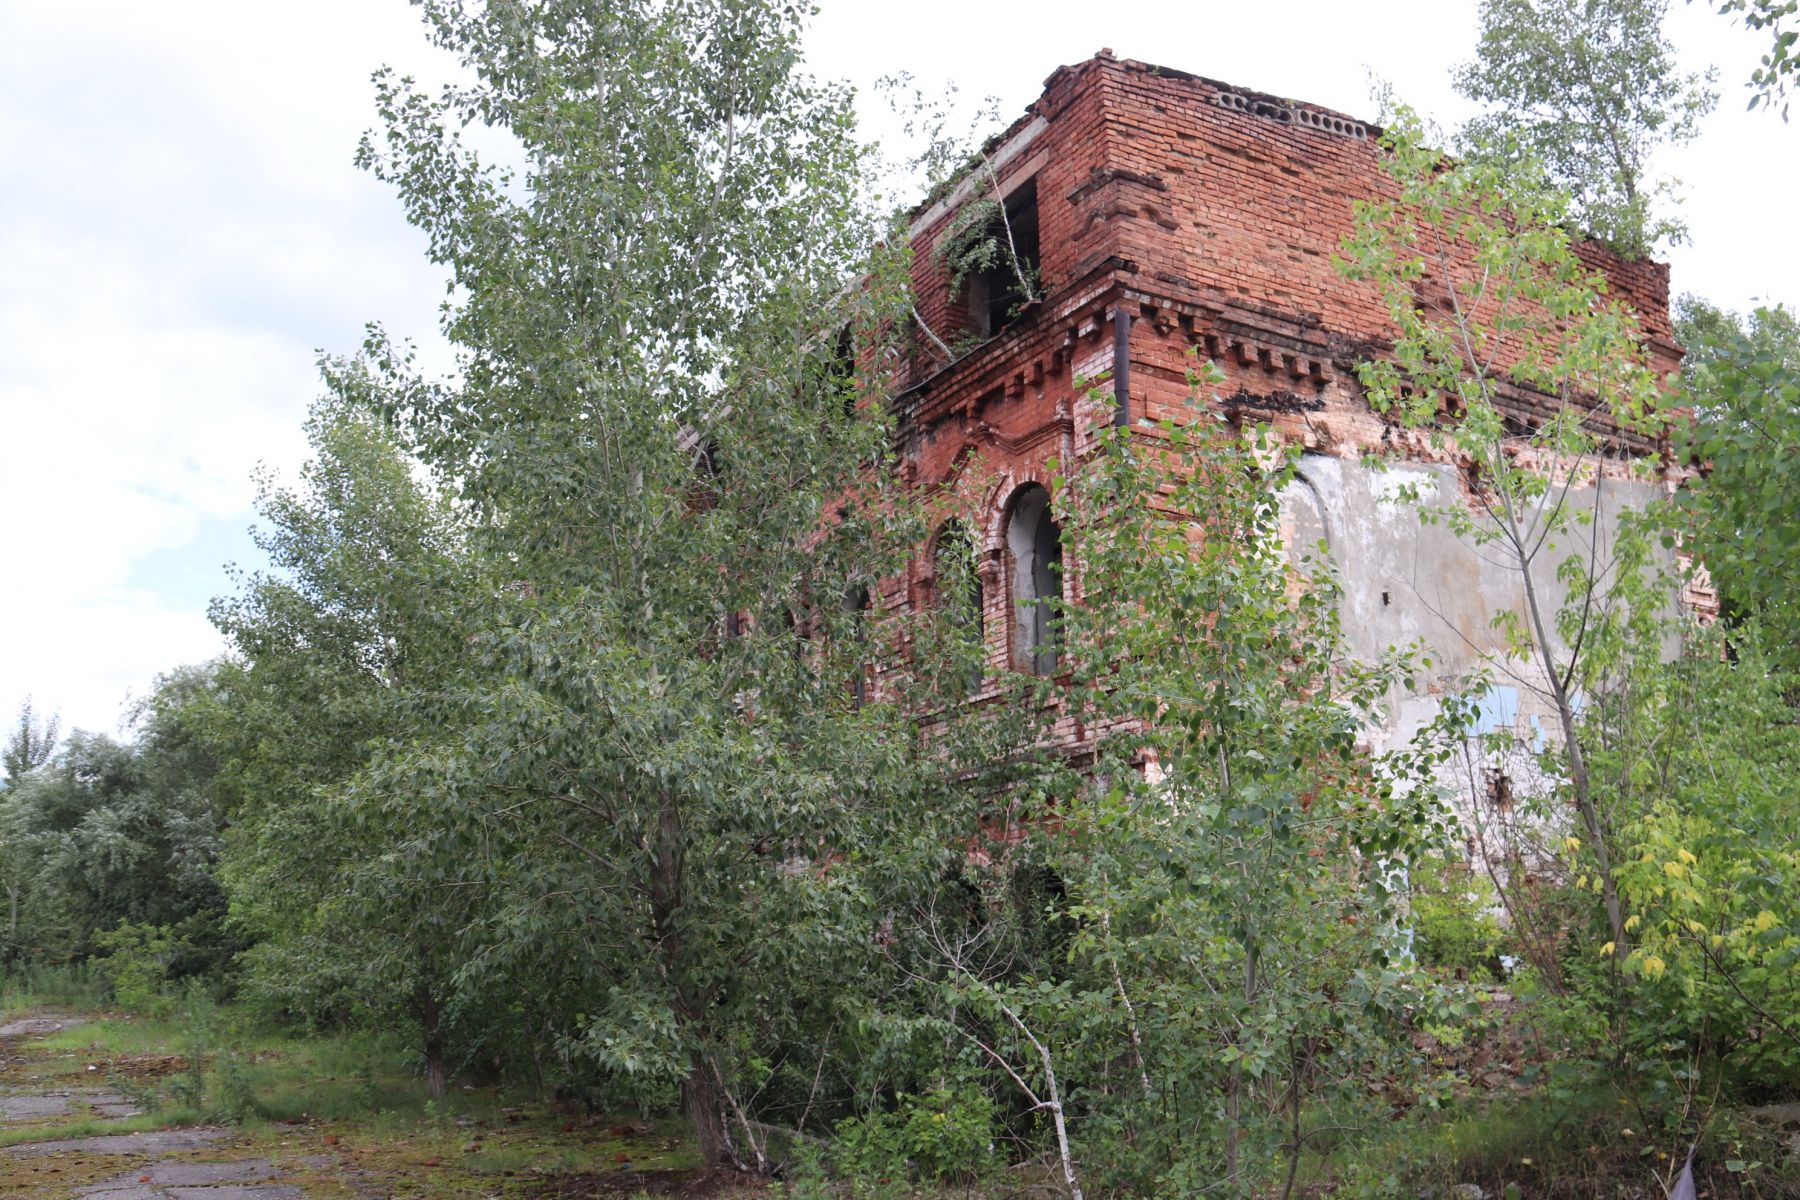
844,583 -> 872,707
1485,767 -> 1514,811
935,520 -> 986,692
1005,485 -> 1062,676
963,178 -> 1041,338
686,435 -> 722,511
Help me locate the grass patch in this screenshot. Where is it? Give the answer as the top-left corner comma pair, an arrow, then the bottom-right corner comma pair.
27,1012 -> 441,1123
36,1015 -> 183,1054
0,962 -> 106,1011
0,1107 -> 205,1150
1311,1086 -> 1798,1200
1,1002 -> 708,1200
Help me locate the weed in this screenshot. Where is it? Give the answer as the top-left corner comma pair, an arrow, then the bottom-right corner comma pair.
0,961 -> 104,1010
91,922 -> 179,1017
168,995 -> 212,1111
105,1068 -> 163,1116
213,1044 -> 260,1123
0,1108 -> 205,1151
3,1002 -> 704,1198
355,1050 -> 379,1113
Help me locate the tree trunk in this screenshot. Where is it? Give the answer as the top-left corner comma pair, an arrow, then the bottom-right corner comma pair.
1225,937 -> 1258,1186
421,989 -> 447,1099
1517,544 -> 1629,963
1224,1061 -> 1240,1182
683,1057 -> 738,1171
647,790 -> 743,1171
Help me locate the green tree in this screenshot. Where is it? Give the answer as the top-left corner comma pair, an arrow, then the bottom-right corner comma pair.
1671,297 -> 1800,656
319,0 -> 1032,1163
1338,104 -> 1672,965
0,668 -> 230,972
1,697 -> 60,950
1453,0 -> 1718,256
210,385 -> 481,1095
1326,100 -> 1800,1169
871,388 -> 1456,1199
1592,624 -> 1800,1095
1031,398 -> 1452,1196
1708,0 -> 1798,117
2,697 -> 60,787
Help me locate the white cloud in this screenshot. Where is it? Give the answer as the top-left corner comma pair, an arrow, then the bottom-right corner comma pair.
0,0 -> 460,735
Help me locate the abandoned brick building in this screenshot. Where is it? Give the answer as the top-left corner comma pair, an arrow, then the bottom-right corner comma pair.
881,49 -> 1686,760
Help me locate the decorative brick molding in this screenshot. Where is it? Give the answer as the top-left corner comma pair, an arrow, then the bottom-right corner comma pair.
1214,88 -> 1369,139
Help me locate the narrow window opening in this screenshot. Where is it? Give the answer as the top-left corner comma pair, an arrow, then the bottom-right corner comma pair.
935,520 -> 986,693
1502,412 -> 1538,439
686,434 -> 722,511
1005,485 -> 1062,676
783,605 -> 818,676
844,583 -> 872,707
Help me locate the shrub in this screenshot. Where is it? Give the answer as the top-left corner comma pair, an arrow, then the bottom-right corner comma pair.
1411,857 -> 1505,981
833,1086 -> 997,1185
92,921 -> 177,1016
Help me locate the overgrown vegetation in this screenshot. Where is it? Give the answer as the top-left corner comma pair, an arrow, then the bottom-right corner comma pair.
0,991 -> 698,1197
1453,0 -> 1717,256
5,0 -> 1799,1196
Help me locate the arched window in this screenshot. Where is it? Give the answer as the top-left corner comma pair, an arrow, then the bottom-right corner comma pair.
844,583 -> 872,707
1004,485 -> 1062,676
934,519 -> 985,691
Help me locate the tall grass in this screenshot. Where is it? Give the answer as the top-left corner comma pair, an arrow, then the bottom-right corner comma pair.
0,961 -> 105,1011
34,1005 -> 492,1128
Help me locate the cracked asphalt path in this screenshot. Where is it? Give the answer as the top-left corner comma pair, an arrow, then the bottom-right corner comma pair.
0,1013 -> 332,1199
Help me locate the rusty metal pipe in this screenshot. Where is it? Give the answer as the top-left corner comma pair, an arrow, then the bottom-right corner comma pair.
1112,306 -> 1132,428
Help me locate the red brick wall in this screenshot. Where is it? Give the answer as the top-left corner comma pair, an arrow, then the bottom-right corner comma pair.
884,51 -> 1681,726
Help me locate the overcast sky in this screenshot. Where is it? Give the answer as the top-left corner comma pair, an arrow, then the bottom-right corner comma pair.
2,0 -> 1794,739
